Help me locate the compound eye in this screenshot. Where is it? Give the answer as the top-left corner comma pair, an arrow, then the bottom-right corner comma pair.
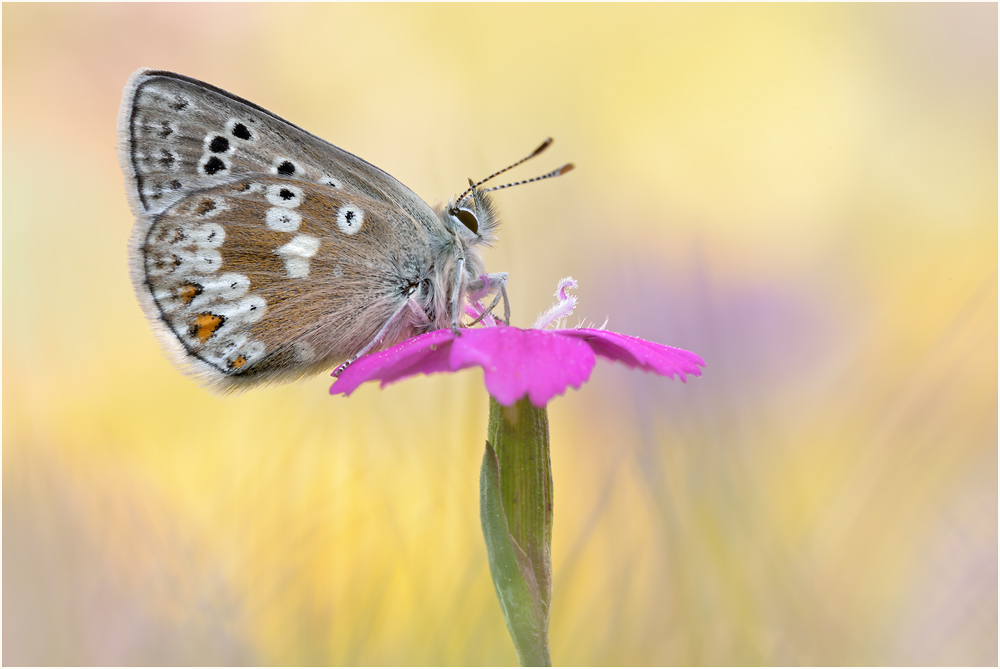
449,207 -> 479,235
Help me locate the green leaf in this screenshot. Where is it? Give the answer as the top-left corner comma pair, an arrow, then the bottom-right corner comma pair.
480,397 -> 553,666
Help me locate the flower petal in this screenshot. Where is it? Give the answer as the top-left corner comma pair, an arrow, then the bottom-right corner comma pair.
331,325 -> 703,405
557,328 -> 705,381
450,328 -> 596,406
330,329 -> 456,396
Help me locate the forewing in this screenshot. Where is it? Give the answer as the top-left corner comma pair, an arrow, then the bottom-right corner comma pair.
118,68 -> 442,233
137,176 -> 433,390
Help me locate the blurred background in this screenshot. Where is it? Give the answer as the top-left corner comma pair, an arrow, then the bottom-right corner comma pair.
3,4 -> 996,665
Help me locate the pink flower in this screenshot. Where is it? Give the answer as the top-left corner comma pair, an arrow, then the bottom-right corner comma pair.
330,279 -> 704,407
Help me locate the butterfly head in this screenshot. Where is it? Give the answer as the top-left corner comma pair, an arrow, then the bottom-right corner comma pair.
440,180 -> 501,248
437,138 -> 574,251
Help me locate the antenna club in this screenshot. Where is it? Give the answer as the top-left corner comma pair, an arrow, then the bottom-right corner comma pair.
531,138 -> 554,157
556,163 -> 575,175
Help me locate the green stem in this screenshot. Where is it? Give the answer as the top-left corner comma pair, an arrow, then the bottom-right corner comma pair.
480,396 -> 553,666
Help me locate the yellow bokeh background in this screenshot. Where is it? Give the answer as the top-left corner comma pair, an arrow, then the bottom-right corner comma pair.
3,4 -> 996,665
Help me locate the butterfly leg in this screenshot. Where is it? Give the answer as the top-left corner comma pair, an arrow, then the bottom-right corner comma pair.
450,256 -> 466,334
465,272 -> 510,326
494,273 -> 511,325
332,295 -> 428,377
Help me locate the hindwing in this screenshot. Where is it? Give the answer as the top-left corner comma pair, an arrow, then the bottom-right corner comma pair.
136,176 -> 434,388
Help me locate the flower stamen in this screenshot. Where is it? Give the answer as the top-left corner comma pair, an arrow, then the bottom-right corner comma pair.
532,277 -> 579,329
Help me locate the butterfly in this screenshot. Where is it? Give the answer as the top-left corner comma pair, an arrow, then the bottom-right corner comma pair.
118,69 -> 572,391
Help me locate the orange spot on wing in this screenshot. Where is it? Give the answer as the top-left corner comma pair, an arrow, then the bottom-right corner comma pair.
230,355 -> 247,370
190,313 -> 225,344
177,282 -> 202,304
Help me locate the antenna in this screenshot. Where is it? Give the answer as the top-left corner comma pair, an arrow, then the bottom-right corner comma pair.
482,163 -> 574,193
457,138 -> 557,202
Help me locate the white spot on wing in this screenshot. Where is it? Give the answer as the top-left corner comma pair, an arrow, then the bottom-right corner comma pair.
337,204 -> 364,235
203,336 -> 266,371
189,273 -> 250,308
274,235 -> 321,278
265,207 -> 302,232
174,249 -> 222,275
189,223 -> 225,248
223,296 -> 267,324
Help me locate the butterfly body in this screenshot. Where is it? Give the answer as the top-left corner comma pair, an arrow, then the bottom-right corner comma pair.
119,69 -> 502,390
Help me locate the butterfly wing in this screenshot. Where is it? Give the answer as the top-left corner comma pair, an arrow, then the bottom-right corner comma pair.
138,175 -> 437,390
118,68 -> 443,230
118,69 -> 448,389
